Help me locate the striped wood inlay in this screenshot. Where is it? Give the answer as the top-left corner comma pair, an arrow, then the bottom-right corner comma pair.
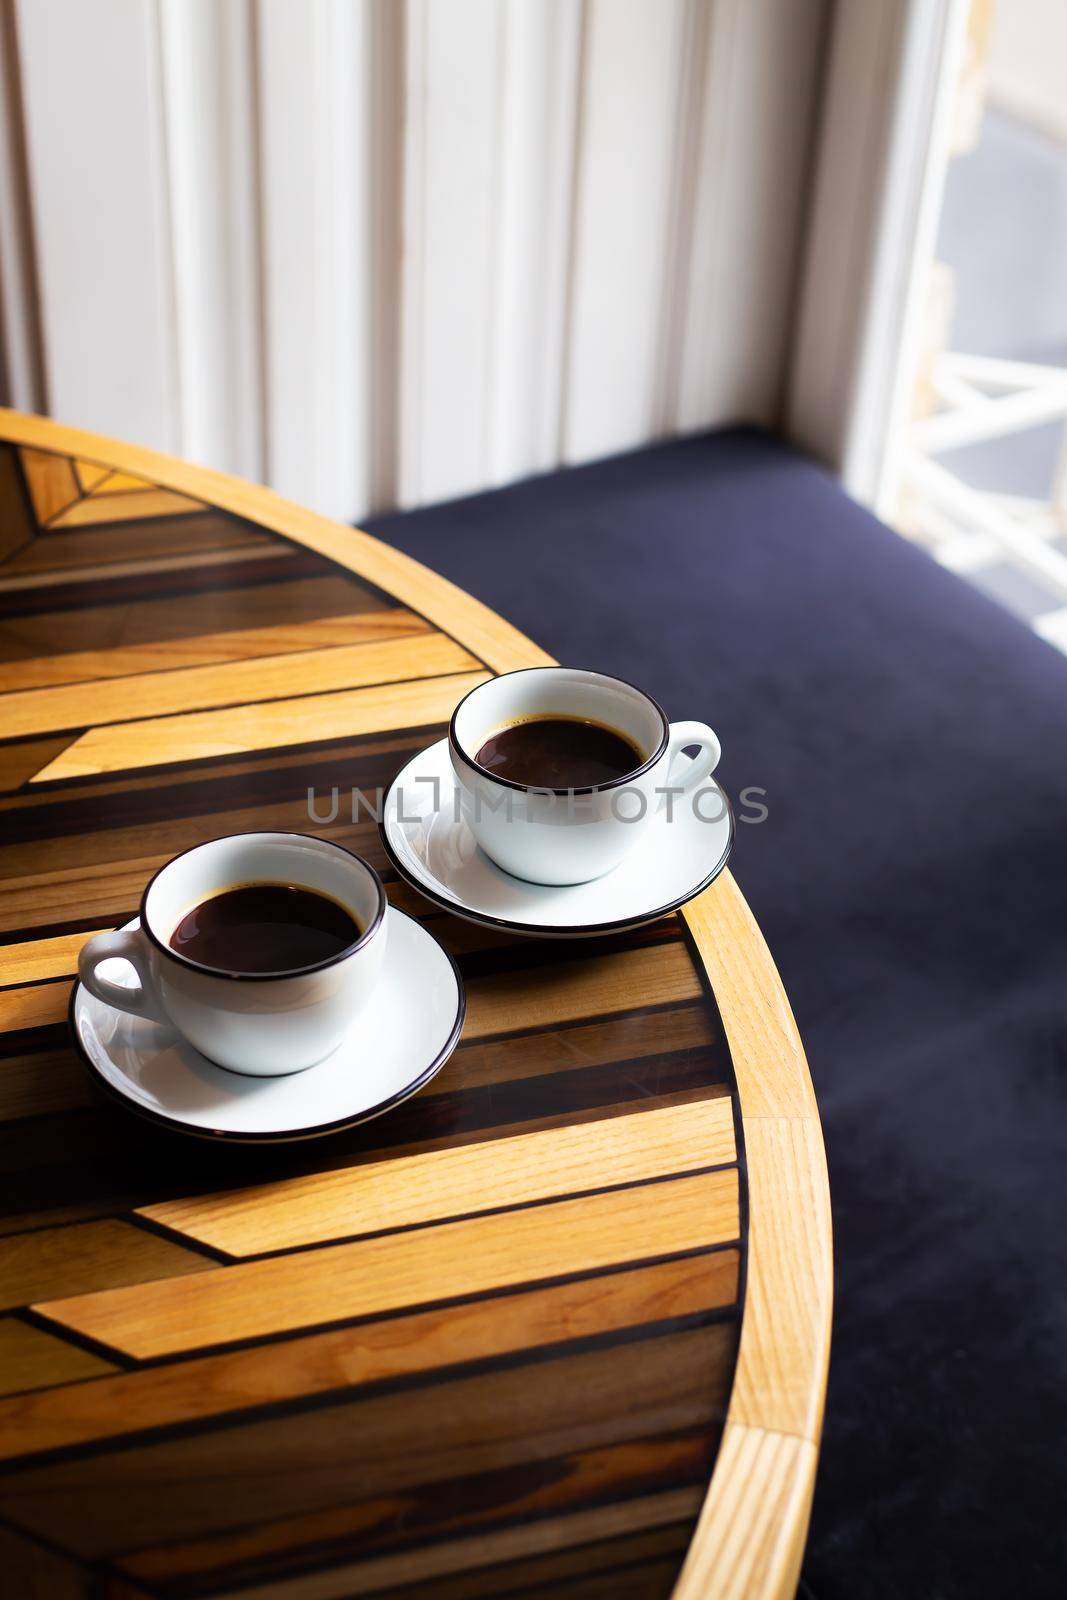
0,1253 -> 738,1463
0,571 -> 394,665
0,512 -> 270,581
19,446 -> 206,527
48,486 -> 206,526
0,1217 -> 210,1310
0,418 -> 828,1600
162,1492 -> 709,1600
72,460 -> 111,493
2,631 -> 477,737
29,669 -> 491,780
0,938 -> 701,1037
140,1096 -> 737,1255
112,1484 -> 703,1600
38,1169 -> 740,1358
0,1330 -> 734,1560
0,608 -> 430,693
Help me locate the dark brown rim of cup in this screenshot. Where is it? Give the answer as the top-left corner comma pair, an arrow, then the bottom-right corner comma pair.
138,832 -> 388,983
448,666 -> 671,797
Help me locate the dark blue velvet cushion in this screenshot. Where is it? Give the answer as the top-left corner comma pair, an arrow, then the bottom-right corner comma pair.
367,428 -> 1067,1600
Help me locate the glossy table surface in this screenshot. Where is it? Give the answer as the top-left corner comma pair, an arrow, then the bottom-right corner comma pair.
0,412 -> 831,1600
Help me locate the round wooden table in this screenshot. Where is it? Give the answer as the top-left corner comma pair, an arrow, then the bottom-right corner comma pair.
0,412 -> 831,1600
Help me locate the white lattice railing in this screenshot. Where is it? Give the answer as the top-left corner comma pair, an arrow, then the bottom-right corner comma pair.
901,350 -> 1067,638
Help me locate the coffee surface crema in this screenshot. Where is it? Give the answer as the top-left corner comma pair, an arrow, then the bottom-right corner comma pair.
169,884 -> 361,974
474,715 -> 643,789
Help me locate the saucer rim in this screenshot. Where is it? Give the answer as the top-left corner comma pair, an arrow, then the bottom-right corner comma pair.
67,907 -> 466,1144
379,743 -> 735,937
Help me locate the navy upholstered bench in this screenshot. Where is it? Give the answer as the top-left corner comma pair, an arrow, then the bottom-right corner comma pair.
369,428 -> 1067,1600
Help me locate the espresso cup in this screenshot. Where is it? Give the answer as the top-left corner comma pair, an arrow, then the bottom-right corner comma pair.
76,833 -> 387,1076
448,667 -> 721,885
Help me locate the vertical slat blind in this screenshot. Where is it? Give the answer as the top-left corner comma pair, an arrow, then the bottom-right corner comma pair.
0,0 -> 827,522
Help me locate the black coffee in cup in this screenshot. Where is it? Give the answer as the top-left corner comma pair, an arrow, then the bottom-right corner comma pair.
474,715 -> 642,789
169,884 -> 362,974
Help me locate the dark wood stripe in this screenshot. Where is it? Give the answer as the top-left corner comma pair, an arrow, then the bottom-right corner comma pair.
0,725 -> 439,841
0,735 -> 78,796
0,1313 -> 117,1397
0,1056 -> 730,1230
0,548 -> 329,621
0,449 -> 35,564
0,1042 -> 97,1125
363,1527 -> 695,1600
0,1325 -> 735,1559
115,1442 -> 710,1599
0,574 -> 394,674
0,1518 -> 89,1600
0,513 -> 267,584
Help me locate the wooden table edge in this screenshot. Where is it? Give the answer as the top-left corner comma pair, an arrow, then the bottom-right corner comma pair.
0,407 -> 833,1600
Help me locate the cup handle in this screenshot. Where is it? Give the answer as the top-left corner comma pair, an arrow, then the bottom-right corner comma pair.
77,925 -> 167,1022
663,720 -> 721,797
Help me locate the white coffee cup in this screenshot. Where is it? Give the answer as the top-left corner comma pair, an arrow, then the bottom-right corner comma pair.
76,832 -> 387,1076
448,667 -> 721,886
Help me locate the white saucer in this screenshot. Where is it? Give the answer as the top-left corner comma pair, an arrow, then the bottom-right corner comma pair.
69,908 -> 464,1142
380,738 -> 734,937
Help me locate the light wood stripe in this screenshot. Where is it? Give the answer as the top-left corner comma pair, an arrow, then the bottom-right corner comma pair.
73,460 -> 111,492
202,1490 -> 704,1600
0,929 -> 109,986
0,609 -> 430,693
0,1317 -> 117,1397
37,1170 -> 739,1359
0,1253 -> 737,1464
88,469 -> 153,494
143,1097 -> 736,1256
0,981 -> 70,1034
29,669 -> 490,781
1,632 -> 478,737
48,487 -> 205,526
0,1218 -> 210,1311
18,447 -> 79,523
464,941 -> 702,1039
